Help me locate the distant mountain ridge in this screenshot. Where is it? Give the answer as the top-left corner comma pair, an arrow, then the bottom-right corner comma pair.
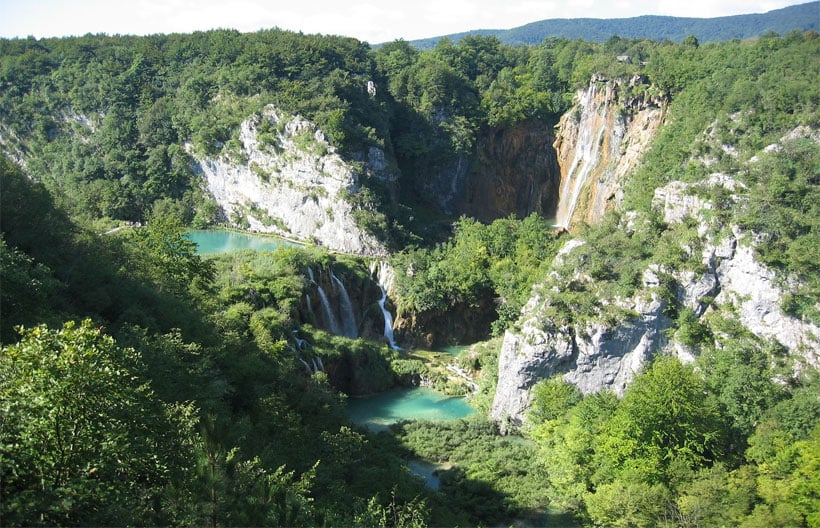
407,1 -> 819,49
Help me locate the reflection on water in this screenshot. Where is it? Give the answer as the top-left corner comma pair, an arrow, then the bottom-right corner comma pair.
346,387 -> 475,432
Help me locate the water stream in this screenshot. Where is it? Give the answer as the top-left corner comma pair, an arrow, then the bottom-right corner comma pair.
554,83 -> 605,228
330,271 -> 358,338
370,261 -> 399,349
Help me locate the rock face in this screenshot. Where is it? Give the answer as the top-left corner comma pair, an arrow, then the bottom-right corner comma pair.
490,252 -> 674,431
554,74 -> 665,228
655,176 -> 820,363
461,120 -> 560,222
194,106 -> 388,256
409,118 -> 561,221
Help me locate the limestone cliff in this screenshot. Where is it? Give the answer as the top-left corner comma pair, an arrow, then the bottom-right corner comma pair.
490,242 -> 675,431
193,106 -> 389,256
554,74 -> 665,228
654,174 -> 820,363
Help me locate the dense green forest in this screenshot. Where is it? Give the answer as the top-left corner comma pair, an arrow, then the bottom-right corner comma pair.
2,21 -> 819,527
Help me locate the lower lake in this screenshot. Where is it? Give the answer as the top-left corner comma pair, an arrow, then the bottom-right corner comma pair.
347,387 -> 475,431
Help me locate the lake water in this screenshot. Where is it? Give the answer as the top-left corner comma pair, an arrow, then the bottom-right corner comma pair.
187,229 -> 297,255
347,387 -> 475,431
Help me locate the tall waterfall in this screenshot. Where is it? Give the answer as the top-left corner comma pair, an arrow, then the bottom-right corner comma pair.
370,261 -> 399,349
553,74 -> 665,228
330,271 -> 358,338
554,82 -> 606,228
316,281 -> 342,335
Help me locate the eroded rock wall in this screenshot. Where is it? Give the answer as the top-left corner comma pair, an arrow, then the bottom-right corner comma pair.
194,105 -> 388,256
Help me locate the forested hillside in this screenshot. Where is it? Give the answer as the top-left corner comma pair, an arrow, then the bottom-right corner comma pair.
1,21 -> 819,527
409,1 -> 820,48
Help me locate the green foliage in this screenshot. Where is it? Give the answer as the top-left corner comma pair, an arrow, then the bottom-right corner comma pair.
736,138 -> 820,323
353,491 -> 429,528
0,237 -> 61,339
527,376 -> 582,424
0,320 -> 197,526
392,418 -> 550,525
126,213 -> 215,296
584,479 -> 671,528
596,357 -> 727,483
393,214 -> 559,336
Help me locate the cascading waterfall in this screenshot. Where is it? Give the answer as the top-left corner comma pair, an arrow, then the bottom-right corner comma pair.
316,282 -> 341,335
330,271 -> 358,338
370,261 -> 399,349
555,82 -> 606,228
308,266 -> 342,335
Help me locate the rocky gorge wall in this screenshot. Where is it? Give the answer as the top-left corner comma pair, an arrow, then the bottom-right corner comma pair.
194,105 -> 390,256
407,118 -> 562,222
461,120 -> 560,222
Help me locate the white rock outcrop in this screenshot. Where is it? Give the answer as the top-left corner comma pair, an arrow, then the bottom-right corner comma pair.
194,106 -> 387,256
490,243 -> 674,431
654,176 -> 820,360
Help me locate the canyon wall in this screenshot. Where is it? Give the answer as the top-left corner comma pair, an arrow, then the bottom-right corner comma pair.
461,120 -> 560,222
491,118 -> 819,430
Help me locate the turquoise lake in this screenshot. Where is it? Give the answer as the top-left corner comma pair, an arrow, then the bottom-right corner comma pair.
187,229 -> 297,254
347,387 -> 475,431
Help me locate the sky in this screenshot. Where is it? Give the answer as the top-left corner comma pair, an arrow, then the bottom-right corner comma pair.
0,0 -> 814,44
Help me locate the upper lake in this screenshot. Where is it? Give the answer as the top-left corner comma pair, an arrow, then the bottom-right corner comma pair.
187,229 -> 298,254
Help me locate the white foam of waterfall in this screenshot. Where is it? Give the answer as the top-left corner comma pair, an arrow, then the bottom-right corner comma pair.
315,276 -> 342,335
330,271 -> 358,338
370,261 -> 399,349
297,357 -> 312,374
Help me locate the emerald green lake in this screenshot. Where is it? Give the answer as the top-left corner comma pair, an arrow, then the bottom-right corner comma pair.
347,387 -> 475,431
187,230 -> 297,254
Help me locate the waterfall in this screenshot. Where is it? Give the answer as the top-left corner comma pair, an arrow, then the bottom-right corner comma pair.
555,83 -> 607,228
315,282 -> 342,335
379,287 -> 398,349
370,261 -> 399,349
297,357 -> 312,374
330,271 -> 358,338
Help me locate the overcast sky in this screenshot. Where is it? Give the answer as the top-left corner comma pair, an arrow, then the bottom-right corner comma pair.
0,0 -> 814,44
